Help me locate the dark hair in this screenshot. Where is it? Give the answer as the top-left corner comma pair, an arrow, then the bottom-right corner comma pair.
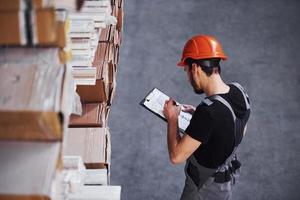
185,58 -> 221,76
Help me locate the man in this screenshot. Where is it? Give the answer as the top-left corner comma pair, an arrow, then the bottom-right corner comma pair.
163,35 -> 251,200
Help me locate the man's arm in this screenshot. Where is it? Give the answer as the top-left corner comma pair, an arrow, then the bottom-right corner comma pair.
164,98 -> 201,164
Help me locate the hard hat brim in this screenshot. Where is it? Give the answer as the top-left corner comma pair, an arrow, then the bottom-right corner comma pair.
177,55 -> 228,67
177,61 -> 185,67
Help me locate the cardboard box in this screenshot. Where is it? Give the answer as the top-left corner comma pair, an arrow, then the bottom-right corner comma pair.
69,103 -> 106,127
64,128 -> 110,166
116,5 -> 123,32
76,79 -> 108,102
94,42 -> 116,66
0,111 -> 62,141
93,42 -> 108,65
32,8 -> 57,45
0,11 -> 27,45
108,62 -> 116,85
0,8 -> 70,47
0,0 -> 27,10
108,43 -> 116,64
95,58 -> 109,82
68,186 -> 121,200
55,10 -> 70,48
113,26 -> 119,45
99,27 -> 111,43
0,48 -> 72,141
55,0 -> 84,11
84,169 -> 108,186
0,141 -> 61,199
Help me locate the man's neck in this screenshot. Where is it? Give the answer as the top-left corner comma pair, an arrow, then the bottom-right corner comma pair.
203,74 -> 230,96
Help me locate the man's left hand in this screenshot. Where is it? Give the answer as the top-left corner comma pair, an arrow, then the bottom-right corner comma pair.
163,98 -> 181,122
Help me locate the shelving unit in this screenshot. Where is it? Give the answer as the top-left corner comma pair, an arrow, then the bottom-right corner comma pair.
0,0 -> 124,199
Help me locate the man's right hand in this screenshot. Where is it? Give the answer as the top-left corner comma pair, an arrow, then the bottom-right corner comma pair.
163,98 -> 181,122
182,104 -> 196,115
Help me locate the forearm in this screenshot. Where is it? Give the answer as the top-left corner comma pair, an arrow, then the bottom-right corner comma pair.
167,119 -> 181,163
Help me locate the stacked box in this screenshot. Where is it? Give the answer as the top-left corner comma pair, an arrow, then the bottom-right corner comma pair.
69,0 -> 116,85
0,0 -> 124,199
0,2 -> 74,199
0,48 -> 74,199
64,0 -> 124,199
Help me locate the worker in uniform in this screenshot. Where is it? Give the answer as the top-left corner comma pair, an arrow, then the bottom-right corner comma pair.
163,35 -> 251,200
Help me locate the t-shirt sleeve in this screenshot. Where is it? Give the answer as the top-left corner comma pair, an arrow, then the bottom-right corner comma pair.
185,105 -> 213,144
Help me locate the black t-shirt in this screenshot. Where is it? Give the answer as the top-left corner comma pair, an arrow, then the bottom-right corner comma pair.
185,84 -> 250,168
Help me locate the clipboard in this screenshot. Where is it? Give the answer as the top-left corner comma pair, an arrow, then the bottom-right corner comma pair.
140,87 -> 192,133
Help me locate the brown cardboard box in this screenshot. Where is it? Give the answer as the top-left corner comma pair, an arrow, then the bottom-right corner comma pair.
76,79 -> 108,103
55,19 -> 69,48
0,111 -> 62,141
64,128 -> 110,166
106,43 -> 116,64
32,0 -> 54,9
56,21 -> 67,47
0,48 -> 69,141
99,27 -> 111,43
69,103 -> 106,127
0,8 -> 68,47
117,7 -> 123,32
93,42 -> 108,64
99,26 -> 115,44
0,194 -> 50,200
32,8 -> 57,45
53,9 -> 70,48
109,26 -> 116,44
96,55 -> 109,81
0,0 -> 26,10
108,62 -> 116,85
118,30 -> 123,47
0,11 -> 27,45
113,26 -> 119,45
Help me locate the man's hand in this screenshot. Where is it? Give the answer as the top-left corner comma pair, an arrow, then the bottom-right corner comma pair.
163,98 -> 181,122
182,104 -> 196,115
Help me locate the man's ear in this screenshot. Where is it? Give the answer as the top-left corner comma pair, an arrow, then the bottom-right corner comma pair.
191,63 -> 202,76
191,63 -> 198,73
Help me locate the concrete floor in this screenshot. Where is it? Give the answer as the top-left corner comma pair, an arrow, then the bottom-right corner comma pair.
109,0 -> 300,199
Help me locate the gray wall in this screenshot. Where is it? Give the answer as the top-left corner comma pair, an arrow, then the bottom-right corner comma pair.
109,0 -> 300,199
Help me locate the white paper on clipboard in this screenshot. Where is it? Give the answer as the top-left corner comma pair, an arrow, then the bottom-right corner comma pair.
142,88 -> 192,132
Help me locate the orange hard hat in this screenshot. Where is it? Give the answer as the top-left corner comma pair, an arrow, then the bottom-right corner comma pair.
177,35 -> 228,67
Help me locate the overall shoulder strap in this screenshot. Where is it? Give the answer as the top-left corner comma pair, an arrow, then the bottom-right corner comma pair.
207,95 -> 237,122
230,82 -> 251,110
206,95 -> 241,171
207,95 -> 238,148
201,98 -> 213,106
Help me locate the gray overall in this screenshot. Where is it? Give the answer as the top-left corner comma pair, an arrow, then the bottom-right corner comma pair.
180,83 -> 251,200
